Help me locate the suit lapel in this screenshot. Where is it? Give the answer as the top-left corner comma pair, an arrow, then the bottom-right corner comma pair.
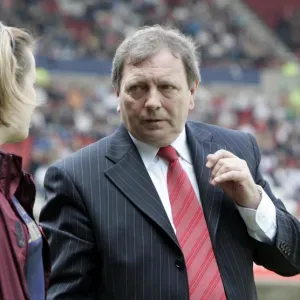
186,122 -> 225,246
104,122 -> 225,248
105,125 -> 179,247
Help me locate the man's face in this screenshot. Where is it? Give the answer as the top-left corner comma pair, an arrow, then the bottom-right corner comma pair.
117,49 -> 198,147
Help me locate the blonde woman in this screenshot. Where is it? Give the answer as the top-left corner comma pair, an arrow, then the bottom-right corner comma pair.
0,22 -> 50,300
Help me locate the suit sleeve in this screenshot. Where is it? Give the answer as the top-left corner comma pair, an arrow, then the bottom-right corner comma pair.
248,133 -> 300,276
39,164 -> 99,299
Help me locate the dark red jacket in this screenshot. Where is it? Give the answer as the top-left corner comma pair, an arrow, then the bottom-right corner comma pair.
0,151 -> 50,299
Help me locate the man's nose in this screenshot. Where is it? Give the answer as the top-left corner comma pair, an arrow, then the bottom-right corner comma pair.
144,88 -> 162,110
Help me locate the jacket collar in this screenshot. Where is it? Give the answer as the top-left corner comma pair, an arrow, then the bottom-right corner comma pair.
0,151 -> 35,215
0,151 -> 22,198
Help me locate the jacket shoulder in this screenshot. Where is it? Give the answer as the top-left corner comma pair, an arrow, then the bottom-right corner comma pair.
187,121 -> 259,164
188,121 -> 252,141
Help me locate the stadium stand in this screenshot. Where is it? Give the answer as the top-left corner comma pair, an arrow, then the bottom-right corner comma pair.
246,0 -> 300,56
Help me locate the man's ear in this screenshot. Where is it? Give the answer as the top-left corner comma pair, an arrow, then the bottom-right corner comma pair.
114,88 -> 119,97
190,80 -> 199,96
189,80 -> 199,110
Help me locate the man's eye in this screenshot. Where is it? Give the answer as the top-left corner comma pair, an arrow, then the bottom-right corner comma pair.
128,85 -> 147,97
160,85 -> 175,91
129,85 -> 146,91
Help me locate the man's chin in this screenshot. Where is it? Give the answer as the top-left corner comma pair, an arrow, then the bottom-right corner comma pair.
141,132 -> 176,147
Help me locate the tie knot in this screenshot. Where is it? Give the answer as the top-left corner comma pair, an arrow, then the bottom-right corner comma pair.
157,146 -> 178,163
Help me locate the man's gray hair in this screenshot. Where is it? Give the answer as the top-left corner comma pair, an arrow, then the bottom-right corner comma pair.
111,25 -> 201,91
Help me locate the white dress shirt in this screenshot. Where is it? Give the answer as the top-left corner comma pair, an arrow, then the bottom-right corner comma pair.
129,129 -> 277,243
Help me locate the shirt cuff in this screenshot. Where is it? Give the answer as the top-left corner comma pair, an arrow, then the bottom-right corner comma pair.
236,185 -> 277,243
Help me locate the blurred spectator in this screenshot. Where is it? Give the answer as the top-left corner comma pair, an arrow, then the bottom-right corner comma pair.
276,7 -> 300,56
0,0 -> 275,67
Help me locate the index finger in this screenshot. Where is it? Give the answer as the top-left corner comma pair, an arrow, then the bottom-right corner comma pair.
206,149 -> 236,168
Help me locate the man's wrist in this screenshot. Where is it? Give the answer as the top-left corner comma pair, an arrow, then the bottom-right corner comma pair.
242,185 -> 262,209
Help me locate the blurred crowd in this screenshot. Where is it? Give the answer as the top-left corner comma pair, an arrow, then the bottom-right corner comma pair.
0,0 -> 299,217
276,7 -> 300,56
1,0 -> 275,68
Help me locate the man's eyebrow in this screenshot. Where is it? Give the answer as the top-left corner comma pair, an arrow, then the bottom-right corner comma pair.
157,79 -> 178,83
125,77 -> 148,85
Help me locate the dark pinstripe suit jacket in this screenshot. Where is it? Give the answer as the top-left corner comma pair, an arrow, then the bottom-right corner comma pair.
40,121 -> 300,300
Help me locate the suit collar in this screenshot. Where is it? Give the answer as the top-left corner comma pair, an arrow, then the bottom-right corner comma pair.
104,124 -> 134,163
127,133 -> 158,169
185,120 -> 213,142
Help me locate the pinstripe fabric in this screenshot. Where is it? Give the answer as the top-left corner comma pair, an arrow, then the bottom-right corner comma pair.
40,121 -> 300,300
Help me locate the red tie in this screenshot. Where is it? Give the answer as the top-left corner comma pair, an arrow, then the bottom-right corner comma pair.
158,146 -> 226,300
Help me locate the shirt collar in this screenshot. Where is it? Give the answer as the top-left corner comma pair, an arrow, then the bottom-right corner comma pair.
129,128 -> 192,169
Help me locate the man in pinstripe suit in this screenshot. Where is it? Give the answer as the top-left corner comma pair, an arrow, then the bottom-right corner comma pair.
40,26 -> 300,300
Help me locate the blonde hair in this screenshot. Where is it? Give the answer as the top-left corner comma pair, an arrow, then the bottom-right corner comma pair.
0,22 -> 35,127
